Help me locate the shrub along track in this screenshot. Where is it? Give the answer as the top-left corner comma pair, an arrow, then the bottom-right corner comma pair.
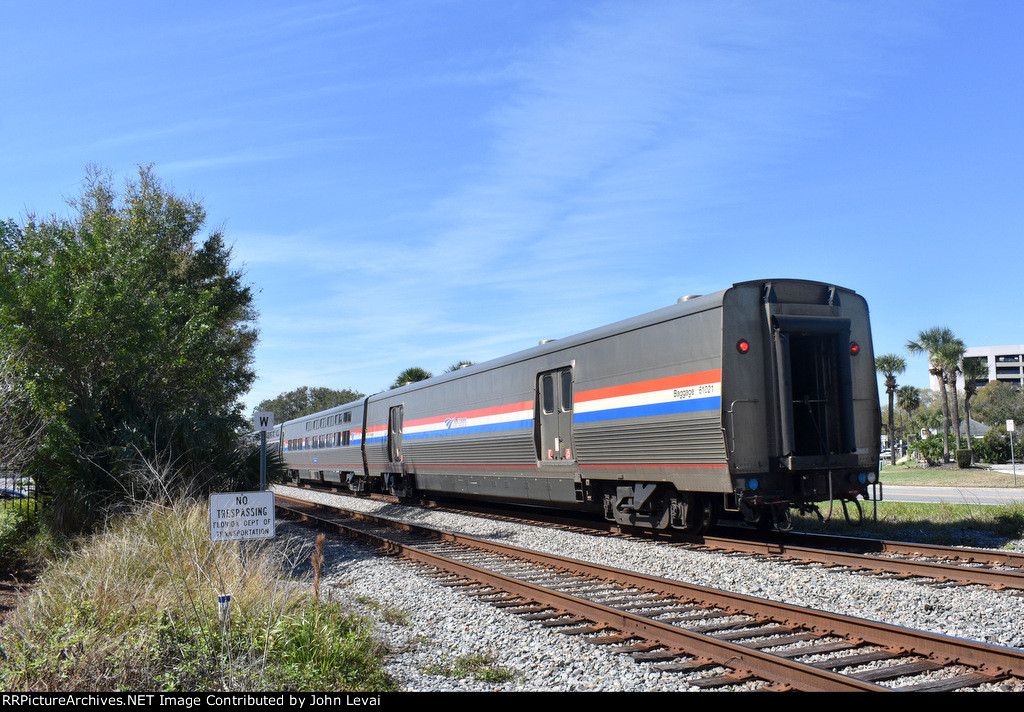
276,493 -> 1024,692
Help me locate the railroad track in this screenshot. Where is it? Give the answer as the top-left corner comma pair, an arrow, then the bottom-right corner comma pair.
275,493 -> 1024,692
281,482 -> 1024,594
685,533 -> 1024,593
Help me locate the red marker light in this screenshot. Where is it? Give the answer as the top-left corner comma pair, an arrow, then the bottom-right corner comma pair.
850,343 -> 860,356
737,339 -> 750,354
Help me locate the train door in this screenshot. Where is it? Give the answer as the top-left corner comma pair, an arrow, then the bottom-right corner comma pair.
537,367 -> 575,462
388,405 -> 404,463
770,315 -> 856,469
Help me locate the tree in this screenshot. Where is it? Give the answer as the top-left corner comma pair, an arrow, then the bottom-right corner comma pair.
444,360 -> 475,373
937,338 -> 966,452
972,381 -> 1024,427
961,356 -> 989,463
0,348 -> 49,480
907,327 -> 957,462
896,385 -> 921,443
391,367 -> 433,389
875,354 -> 906,465
256,386 -> 365,422
0,165 -> 259,531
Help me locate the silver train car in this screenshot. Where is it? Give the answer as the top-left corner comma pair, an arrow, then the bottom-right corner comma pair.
277,279 -> 881,532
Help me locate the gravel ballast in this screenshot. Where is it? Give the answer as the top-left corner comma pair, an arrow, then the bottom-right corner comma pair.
274,486 -> 1024,692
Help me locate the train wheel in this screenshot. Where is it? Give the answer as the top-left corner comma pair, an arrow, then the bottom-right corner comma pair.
686,493 -> 715,534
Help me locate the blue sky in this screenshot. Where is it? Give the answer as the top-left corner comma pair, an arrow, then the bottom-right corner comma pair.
2,1 -> 1022,414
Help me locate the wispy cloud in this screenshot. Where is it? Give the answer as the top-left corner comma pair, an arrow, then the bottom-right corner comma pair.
242,0 -> 934,402
398,2 -> 917,296
83,120 -> 232,151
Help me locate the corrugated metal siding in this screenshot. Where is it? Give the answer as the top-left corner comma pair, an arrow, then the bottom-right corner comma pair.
574,414 -> 726,465
403,432 -> 537,469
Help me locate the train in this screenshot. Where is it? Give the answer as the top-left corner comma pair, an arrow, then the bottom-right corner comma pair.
271,278 -> 881,533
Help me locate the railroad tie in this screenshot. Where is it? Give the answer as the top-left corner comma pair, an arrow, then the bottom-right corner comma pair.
584,633 -> 635,645
898,671 -> 1009,693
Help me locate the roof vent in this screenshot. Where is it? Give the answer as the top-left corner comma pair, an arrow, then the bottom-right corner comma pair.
678,295 -> 701,302
539,339 -> 556,345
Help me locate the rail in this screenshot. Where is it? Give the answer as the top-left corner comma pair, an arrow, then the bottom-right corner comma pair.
276,494 -> 1024,691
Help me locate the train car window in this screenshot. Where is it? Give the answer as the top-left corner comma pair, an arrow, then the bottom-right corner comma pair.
561,371 -> 573,412
342,431 -> 351,446
542,374 -> 555,413
343,411 -> 352,423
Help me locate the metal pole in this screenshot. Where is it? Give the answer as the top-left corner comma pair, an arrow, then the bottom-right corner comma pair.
260,430 -> 267,491
1011,429 -> 1016,486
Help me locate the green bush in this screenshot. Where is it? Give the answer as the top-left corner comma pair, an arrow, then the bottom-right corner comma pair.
976,425 -> 1024,464
0,500 -> 43,569
912,435 -> 945,465
0,500 -> 396,692
955,449 -> 973,468
971,437 -> 1001,464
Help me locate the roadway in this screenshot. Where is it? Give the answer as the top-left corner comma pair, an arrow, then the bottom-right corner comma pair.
877,465 -> 1024,505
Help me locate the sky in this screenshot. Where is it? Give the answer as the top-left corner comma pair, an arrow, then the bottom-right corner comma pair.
2,1 -> 1022,416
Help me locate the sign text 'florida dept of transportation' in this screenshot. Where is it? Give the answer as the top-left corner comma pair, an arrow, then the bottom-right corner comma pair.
209,491 -> 275,542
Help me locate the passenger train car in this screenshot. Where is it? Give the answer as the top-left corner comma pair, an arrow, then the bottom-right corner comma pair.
275,279 -> 881,532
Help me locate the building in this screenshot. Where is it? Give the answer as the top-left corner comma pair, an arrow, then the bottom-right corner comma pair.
928,344 -> 1024,390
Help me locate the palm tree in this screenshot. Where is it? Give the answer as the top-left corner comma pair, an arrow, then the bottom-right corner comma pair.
962,356 -> 989,463
937,338 -> 966,452
875,354 -> 906,466
896,384 -> 921,446
444,360 -> 475,373
391,367 -> 433,389
907,327 -> 957,462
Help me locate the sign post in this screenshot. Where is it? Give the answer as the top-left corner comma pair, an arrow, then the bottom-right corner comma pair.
254,411 -> 274,491
209,491 -> 276,543
1008,420 -> 1016,485
209,489 -> 276,622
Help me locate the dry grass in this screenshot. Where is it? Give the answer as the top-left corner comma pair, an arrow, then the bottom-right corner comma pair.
0,500 -> 395,691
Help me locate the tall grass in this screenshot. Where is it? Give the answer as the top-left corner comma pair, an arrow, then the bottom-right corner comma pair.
791,499 -> 1024,546
0,500 -> 396,691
